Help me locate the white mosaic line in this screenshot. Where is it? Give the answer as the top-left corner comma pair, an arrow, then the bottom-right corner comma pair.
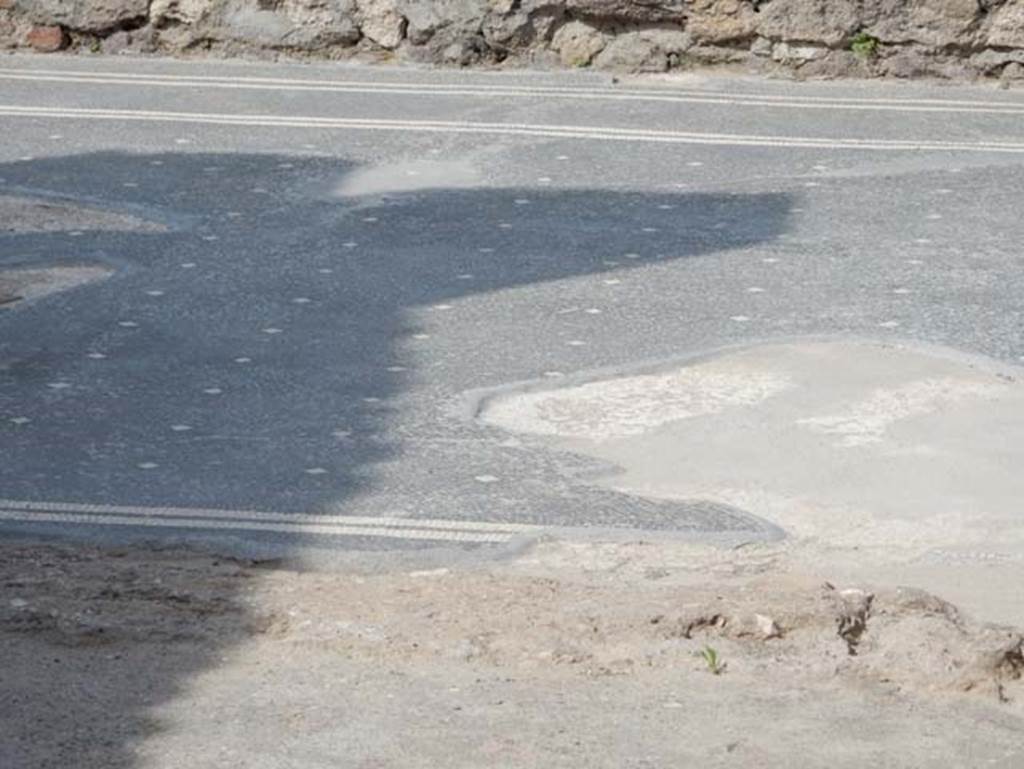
5,69 -> 1024,115
3,105 -> 1024,153
0,498 -> 544,534
0,509 -> 516,544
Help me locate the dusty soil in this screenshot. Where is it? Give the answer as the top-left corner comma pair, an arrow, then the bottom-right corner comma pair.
2,537 -> 1023,768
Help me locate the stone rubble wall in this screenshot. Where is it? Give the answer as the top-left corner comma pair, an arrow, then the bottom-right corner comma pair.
2,0 -> 1024,81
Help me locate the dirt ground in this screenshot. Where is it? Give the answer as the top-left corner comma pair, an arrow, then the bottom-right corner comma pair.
2,536 -> 1022,769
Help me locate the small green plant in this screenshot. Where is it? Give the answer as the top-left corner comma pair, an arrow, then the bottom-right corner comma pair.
850,32 -> 879,59
89,39 -> 102,54
698,644 -> 725,675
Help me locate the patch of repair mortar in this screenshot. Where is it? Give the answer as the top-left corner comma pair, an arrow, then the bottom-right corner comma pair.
477,340 -> 1024,557
482,363 -> 792,441
796,377 -> 1007,447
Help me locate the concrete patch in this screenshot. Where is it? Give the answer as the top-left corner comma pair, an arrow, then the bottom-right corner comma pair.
478,340 -> 1024,553
0,265 -> 112,307
481,362 -> 792,441
796,377 -> 1005,447
0,193 -> 163,307
0,194 -> 166,234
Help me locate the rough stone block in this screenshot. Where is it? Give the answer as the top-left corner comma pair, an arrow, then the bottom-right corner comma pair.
987,3 -> 1024,49
27,24 -> 67,51
25,0 -> 150,34
551,19 -> 607,66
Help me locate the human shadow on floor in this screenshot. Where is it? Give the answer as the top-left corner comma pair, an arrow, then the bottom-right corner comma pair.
0,150 -> 792,767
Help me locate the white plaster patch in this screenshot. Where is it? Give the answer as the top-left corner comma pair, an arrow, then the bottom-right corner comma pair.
475,340 -> 1024,552
482,362 -> 791,442
796,378 -> 1006,447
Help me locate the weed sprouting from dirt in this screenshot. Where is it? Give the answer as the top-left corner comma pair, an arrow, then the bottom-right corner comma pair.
699,644 -> 725,675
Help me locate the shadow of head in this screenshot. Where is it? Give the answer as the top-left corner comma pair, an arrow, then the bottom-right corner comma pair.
0,151 -> 793,767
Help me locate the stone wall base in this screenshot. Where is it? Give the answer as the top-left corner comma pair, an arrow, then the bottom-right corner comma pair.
3,1 -> 1024,82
